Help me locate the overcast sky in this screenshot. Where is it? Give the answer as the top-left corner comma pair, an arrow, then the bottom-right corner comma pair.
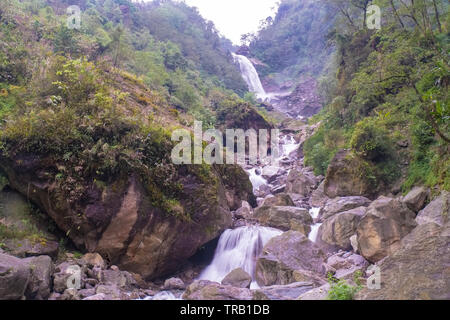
134,0 -> 280,44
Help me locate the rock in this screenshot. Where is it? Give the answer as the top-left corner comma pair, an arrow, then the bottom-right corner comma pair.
183,280 -> 254,300
221,268 -> 252,289
234,201 -> 252,219
53,262 -> 82,293
271,185 -> 286,195
164,277 -> 185,290
357,196 -> 417,262
95,285 -> 124,300
285,168 -> 318,196
402,187 -> 430,213
0,253 -> 31,300
102,269 -> 137,290
325,253 -> 369,281
356,222 -> 450,300
61,288 -> 81,300
253,206 -> 312,234
23,255 -> 53,300
318,207 -> 367,250
78,288 -> 96,299
2,158 -> 255,279
256,282 -> 316,300
3,239 -> 59,259
324,150 -> 377,198
262,166 -> 282,183
81,253 -> 106,269
416,191 -> 449,226
261,193 -> 294,207
320,196 -> 371,220
350,234 -> 358,252
310,181 -> 329,207
83,293 -> 106,300
255,231 -> 326,286
297,283 -> 330,300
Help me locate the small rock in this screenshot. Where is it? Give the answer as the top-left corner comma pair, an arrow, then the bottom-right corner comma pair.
164,277 -> 185,290
221,268 -> 252,289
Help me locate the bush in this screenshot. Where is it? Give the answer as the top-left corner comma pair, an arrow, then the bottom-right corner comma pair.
350,118 -> 392,162
327,272 -> 363,300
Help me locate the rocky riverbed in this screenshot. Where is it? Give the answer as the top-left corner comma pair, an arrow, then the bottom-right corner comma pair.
1,124 -> 449,300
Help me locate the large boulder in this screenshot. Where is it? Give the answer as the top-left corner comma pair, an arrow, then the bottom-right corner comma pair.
324,150 -> 377,199
253,206 -> 312,234
221,268 -> 252,289
416,191 -> 449,226
357,196 -> 417,262
0,253 -> 30,300
255,282 -> 316,300
1,158 -> 254,279
310,181 -> 329,208
356,222 -> 450,300
320,196 -> 371,220
402,186 -> 430,213
183,280 -> 254,300
318,207 -> 367,250
23,255 -> 53,300
285,168 -> 318,196
255,231 -> 326,286
261,193 -> 294,207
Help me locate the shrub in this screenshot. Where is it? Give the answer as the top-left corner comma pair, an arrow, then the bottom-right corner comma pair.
327,272 -> 363,300
350,118 -> 392,162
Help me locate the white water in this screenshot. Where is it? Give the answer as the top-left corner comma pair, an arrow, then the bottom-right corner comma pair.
198,226 -> 283,289
232,53 -> 268,100
247,168 -> 267,191
308,207 -> 322,242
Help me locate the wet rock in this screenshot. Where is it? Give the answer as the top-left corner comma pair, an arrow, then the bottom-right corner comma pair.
255,231 -> 326,286
254,206 -> 312,234
234,201 -> 252,219
402,187 -> 430,213
164,277 -> 185,290
221,268 -> 252,289
318,207 -> 367,250
0,253 -> 30,300
262,166 -> 283,183
416,191 -> 449,226
183,280 -> 254,300
357,196 -> 417,263
356,222 -> 450,300
320,196 -> 371,220
256,282 -> 316,300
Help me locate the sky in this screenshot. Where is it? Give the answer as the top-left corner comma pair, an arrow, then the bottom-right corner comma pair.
135,0 -> 280,44
182,0 -> 279,44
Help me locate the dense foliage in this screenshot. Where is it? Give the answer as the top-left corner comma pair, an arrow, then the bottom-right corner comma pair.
303,0 -> 449,192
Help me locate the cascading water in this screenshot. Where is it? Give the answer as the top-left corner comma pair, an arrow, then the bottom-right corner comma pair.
232,53 -> 268,100
308,207 -> 322,242
198,226 -> 282,289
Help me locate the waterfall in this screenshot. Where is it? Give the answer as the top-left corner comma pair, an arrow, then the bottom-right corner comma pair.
198,226 -> 282,289
232,53 -> 267,100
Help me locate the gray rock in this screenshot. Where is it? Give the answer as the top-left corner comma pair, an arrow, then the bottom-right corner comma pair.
356,222 -> 450,300
285,168 -> 318,196
254,206 -> 312,234
297,283 -> 330,300
402,187 -> 430,213
164,277 -> 186,290
416,191 -> 449,226
221,268 -> 252,289
318,207 -> 367,250
320,196 -> 371,220
0,253 -> 30,300
357,196 -> 417,262
81,253 -> 106,269
256,282 -> 316,300
183,280 -> 254,300
255,231 -> 326,286
23,255 -> 53,300
82,293 -> 106,300
261,193 -> 294,207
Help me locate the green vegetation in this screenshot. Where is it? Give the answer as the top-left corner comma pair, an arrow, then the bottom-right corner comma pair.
302,0 -> 449,192
327,271 -> 363,300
